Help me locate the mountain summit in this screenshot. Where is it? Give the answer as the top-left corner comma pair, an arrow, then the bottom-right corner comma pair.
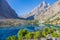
0,0 -> 19,19
23,1 -> 50,19
23,0 -> 60,23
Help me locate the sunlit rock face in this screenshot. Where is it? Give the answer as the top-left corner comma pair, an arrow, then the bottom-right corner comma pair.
38,0 -> 60,22
23,0 -> 60,22
0,0 -> 19,19
22,1 -> 50,20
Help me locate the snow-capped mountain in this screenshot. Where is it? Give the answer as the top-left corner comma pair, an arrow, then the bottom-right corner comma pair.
37,0 -> 60,23
22,1 -> 50,19
23,0 -> 60,23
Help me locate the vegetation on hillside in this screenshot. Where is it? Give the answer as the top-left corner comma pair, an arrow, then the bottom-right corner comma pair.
44,12 -> 60,25
6,27 -> 60,40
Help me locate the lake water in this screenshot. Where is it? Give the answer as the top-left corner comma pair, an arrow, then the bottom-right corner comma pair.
0,25 -> 41,40
0,24 -> 60,40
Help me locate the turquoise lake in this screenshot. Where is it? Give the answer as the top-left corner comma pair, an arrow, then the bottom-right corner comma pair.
0,25 -> 40,40
0,24 -> 60,40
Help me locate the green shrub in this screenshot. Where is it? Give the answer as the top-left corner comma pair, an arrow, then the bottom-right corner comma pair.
6,27 -> 60,40
6,35 -> 17,40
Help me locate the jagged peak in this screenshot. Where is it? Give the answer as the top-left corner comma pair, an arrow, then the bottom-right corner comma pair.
38,1 -> 47,8
47,3 -> 50,7
42,1 -> 46,5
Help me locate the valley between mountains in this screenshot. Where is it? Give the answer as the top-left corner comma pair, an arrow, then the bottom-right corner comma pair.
0,0 -> 60,26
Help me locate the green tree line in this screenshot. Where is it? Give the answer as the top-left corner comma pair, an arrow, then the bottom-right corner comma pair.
6,28 -> 60,40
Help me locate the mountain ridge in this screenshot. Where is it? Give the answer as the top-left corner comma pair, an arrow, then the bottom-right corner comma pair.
23,0 -> 60,22
22,1 -> 51,20
38,0 -> 60,22
0,0 -> 19,19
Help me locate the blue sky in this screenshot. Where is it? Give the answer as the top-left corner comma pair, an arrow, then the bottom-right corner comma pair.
7,0 -> 57,16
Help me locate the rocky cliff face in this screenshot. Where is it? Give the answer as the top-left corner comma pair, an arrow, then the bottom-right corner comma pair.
23,1 -> 50,19
37,0 -> 60,23
0,0 -> 19,19
23,0 -> 60,22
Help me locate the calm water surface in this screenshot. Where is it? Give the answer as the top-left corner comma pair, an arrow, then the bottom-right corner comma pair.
0,24 -> 59,40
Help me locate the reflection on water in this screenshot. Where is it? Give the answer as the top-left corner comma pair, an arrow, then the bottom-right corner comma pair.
0,24 -> 60,40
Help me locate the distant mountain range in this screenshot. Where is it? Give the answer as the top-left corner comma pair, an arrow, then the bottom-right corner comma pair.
0,0 -> 34,20
23,0 -> 60,23
0,0 -> 60,22
22,1 -> 50,19
38,0 -> 60,23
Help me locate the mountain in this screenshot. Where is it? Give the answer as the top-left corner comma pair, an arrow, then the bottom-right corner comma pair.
0,0 -> 19,19
22,1 -> 50,20
44,11 -> 60,25
23,0 -> 60,24
37,0 -> 60,23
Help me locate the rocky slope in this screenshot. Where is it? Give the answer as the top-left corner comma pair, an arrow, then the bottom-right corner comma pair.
0,0 -> 19,19
23,0 -> 60,23
44,12 -> 60,25
22,1 -> 50,19
37,0 -> 60,23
